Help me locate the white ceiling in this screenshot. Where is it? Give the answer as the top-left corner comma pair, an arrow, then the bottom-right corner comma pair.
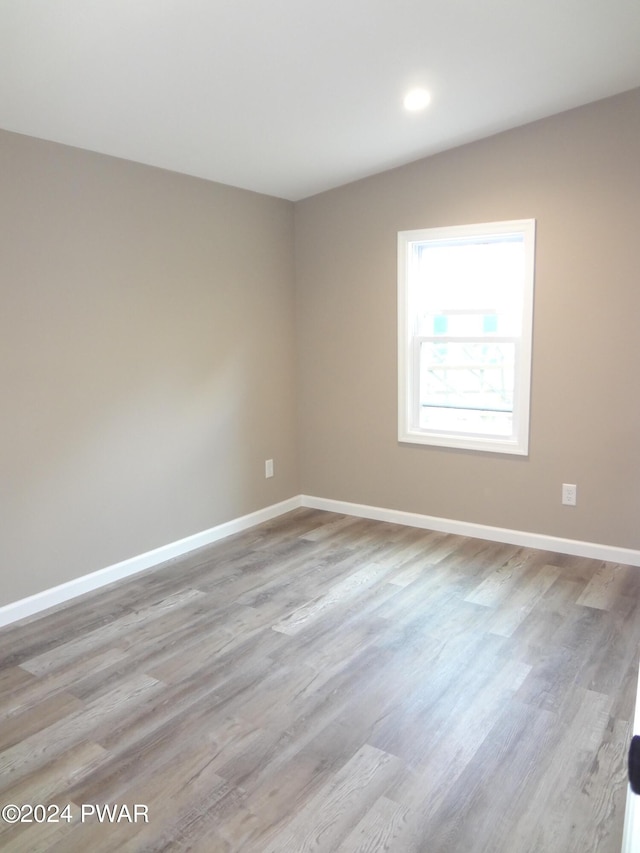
1,0 -> 639,201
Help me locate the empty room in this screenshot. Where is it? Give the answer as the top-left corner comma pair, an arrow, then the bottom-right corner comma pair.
2,2 -> 640,851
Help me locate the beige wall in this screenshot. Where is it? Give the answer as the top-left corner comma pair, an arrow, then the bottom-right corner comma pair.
0,130 -> 299,606
295,88 -> 640,550
2,88 -> 639,609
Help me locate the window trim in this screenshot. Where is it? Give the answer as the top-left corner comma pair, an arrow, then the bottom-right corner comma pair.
398,219 -> 536,455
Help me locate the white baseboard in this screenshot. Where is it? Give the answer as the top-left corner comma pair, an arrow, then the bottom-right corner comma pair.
300,495 -> 640,567
3,493 -> 639,630
0,496 -> 302,628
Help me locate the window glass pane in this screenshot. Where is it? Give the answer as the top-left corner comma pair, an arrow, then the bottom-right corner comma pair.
412,236 -> 524,337
418,405 -> 513,437
418,341 -> 515,436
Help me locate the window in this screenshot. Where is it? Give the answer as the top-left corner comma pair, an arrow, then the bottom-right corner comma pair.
398,219 -> 535,455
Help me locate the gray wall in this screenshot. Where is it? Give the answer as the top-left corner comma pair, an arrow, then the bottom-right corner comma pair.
0,130 -> 299,606
295,88 -> 640,550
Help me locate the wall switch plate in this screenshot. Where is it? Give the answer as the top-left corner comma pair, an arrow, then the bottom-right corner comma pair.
265,459 -> 274,479
562,483 -> 577,506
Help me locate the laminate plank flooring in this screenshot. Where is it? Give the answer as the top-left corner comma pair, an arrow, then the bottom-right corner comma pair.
1,508 -> 638,852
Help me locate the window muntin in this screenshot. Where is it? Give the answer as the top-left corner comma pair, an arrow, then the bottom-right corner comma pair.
398,220 -> 535,454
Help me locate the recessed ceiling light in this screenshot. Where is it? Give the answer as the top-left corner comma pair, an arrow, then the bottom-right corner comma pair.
403,87 -> 431,112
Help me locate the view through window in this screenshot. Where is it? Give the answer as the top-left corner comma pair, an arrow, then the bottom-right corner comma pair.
398,219 -> 535,454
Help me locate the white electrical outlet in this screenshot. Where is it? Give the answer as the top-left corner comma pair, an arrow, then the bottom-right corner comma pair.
562,483 -> 577,506
265,459 -> 274,479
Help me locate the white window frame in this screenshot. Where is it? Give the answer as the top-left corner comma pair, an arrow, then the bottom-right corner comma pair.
398,219 -> 536,455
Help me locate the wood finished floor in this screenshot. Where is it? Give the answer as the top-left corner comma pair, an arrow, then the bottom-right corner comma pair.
1,508 -> 639,852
